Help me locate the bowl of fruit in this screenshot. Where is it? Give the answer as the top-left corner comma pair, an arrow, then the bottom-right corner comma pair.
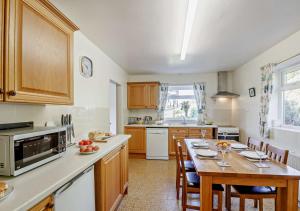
78,140 -> 100,154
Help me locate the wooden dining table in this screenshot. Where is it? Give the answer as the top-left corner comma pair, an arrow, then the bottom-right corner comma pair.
185,138 -> 300,211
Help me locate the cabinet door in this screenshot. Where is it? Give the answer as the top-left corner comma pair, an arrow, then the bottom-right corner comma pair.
0,0 -> 4,101
96,147 -> 123,211
28,196 -> 54,211
124,127 -> 146,154
120,143 -> 128,194
127,84 -> 147,109
168,128 -> 188,156
188,128 -> 213,139
5,0 -> 74,104
146,84 -> 159,109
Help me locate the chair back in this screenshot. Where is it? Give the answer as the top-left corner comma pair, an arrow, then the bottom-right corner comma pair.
177,142 -> 187,186
247,137 -> 263,151
173,136 -> 180,169
266,144 -> 289,164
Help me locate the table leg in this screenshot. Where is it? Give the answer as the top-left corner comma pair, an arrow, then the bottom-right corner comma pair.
279,179 -> 299,211
200,176 -> 212,211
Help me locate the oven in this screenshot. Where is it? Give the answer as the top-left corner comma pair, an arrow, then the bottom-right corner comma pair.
0,122 -> 66,176
217,126 -> 240,142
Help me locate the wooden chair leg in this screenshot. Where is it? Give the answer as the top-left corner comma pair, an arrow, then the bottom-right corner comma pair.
176,168 -> 180,200
239,196 -> 245,211
254,199 -> 258,208
182,185 -> 187,211
225,185 -> 231,211
259,199 -> 263,211
217,191 -> 223,211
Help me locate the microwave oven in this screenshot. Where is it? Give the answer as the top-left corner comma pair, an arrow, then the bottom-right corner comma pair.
0,122 -> 66,176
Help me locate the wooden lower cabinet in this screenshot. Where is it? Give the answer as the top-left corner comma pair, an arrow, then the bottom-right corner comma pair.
124,127 -> 146,154
28,195 -> 54,211
168,128 -> 188,156
95,142 -> 128,211
188,128 -> 213,139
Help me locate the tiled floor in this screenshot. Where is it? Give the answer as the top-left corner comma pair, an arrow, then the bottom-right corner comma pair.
118,159 -> 294,211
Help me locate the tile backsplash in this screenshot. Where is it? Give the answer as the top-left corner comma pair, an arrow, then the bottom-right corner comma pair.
0,104 -> 109,139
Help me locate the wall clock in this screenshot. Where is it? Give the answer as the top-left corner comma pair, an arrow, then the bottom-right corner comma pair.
80,56 -> 93,78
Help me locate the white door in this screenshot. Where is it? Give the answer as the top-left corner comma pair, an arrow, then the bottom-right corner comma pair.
109,81 -> 117,134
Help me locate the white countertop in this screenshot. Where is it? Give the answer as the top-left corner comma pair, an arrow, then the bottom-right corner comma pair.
124,124 -> 218,128
0,135 -> 131,211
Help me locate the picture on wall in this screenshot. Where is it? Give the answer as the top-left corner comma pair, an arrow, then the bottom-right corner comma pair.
249,87 -> 256,97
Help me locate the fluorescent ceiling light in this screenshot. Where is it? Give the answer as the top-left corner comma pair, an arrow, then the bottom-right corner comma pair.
180,0 -> 198,60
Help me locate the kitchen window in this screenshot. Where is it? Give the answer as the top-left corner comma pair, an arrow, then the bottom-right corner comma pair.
164,85 -> 197,122
279,65 -> 300,129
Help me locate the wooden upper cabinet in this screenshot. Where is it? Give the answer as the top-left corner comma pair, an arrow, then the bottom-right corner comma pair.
0,0 -> 4,101
127,82 -> 159,109
5,0 -> 78,104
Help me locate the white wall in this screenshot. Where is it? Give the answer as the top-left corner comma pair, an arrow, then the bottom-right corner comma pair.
0,31 -> 128,138
232,29 -> 300,156
128,73 -> 233,125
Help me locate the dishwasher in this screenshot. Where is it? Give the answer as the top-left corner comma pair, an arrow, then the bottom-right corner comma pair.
146,128 -> 169,160
54,166 -> 95,211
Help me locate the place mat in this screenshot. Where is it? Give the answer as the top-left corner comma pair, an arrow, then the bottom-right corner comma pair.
253,162 -> 270,168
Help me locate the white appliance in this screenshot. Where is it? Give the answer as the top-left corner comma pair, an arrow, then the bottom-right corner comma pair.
218,126 -> 240,142
146,128 -> 169,160
54,166 -> 95,211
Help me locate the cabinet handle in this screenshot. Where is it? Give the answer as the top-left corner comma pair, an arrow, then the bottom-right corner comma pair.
7,90 -> 16,96
0,88 -> 3,94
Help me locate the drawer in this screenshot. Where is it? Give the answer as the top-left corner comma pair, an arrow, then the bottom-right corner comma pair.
169,128 -> 188,134
188,128 -> 213,135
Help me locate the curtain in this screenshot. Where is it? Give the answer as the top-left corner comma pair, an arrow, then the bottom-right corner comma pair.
157,83 -> 169,120
193,82 -> 207,124
259,64 -> 274,138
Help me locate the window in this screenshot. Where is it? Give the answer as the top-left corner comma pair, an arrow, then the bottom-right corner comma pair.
279,65 -> 300,128
164,85 -> 197,122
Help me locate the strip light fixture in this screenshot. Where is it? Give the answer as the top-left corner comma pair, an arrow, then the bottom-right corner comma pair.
180,0 -> 198,60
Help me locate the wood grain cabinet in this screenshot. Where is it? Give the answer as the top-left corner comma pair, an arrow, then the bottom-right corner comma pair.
3,0 -> 78,104
28,195 -> 54,211
124,126 -> 146,154
188,128 -> 213,139
95,142 -> 128,211
127,82 -> 159,109
168,128 -> 189,156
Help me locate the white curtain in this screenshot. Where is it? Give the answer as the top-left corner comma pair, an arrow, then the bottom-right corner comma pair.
193,82 -> 207,124
157,83 -> 169,120
259,64 -> 274,138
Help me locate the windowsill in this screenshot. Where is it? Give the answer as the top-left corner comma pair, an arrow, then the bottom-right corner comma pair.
272,126 -> 300,133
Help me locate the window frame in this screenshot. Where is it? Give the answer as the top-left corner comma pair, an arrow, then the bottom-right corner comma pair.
278,64 -> 300,130
163,84 -> 198,123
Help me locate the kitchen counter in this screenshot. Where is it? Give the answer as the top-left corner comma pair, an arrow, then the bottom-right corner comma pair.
124,124 -> 218,128
0,135 -> 131,211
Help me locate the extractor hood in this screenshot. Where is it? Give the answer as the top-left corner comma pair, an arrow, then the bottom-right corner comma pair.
211,71 -> 239,99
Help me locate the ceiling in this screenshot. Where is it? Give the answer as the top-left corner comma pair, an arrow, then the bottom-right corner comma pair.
51,0 -> 300,74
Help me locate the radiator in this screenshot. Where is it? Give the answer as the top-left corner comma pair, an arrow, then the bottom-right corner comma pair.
287,153 -> 300,204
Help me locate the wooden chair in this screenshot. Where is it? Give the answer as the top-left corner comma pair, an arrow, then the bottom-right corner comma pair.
227,143 -> 289,211
174,136 -> 195,200
247,137 -> 263,151
177,142 -> 224,211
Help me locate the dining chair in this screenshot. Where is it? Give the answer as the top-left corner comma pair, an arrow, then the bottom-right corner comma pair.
247,137 -> 263,151
174,136 -> 195,200
177,142 -> 224,211
227,143 -> 289,211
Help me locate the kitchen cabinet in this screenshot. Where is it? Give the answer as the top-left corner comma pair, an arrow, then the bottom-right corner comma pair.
188,128 -> 213,139
120,142 -> 129,194
95,143 -> 128,211
28,195 -> 54,211
168,128 -> 189,156
4,0 -> 78,104
0,0 -> 4,101
124,126 -> 146,154
127,82 -> 159,109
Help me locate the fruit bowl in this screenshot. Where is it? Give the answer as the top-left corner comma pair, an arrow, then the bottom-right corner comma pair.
79,145 -> 99,154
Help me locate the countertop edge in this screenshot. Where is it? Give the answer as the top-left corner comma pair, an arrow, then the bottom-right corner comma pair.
124,124 -> 218,128
0,135 -> 131,211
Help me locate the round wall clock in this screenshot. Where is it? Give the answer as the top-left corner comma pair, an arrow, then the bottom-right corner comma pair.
80,56 -> 93,78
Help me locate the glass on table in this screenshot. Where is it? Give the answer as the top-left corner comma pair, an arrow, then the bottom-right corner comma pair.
255,150 -> 269,168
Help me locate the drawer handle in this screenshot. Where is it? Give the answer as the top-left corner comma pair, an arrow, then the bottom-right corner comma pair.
0,88 -> 3,94
7,90 -> 16,96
